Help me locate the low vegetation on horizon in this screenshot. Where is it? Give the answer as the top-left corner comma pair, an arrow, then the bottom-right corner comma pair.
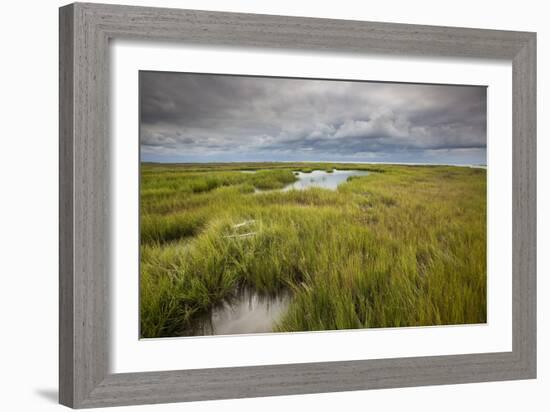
140,162 -> 487,338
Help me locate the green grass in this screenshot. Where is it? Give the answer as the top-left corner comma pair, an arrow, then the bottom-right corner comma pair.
140,162 -> 486,338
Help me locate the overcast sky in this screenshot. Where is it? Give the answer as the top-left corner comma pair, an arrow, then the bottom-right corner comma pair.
140,72 -> 487,165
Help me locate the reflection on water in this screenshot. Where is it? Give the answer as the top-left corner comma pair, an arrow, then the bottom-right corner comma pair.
196,289 -> 291,336
283,169 -> 370,191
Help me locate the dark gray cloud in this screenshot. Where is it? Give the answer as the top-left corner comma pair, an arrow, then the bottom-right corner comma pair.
140,72 -> 486,165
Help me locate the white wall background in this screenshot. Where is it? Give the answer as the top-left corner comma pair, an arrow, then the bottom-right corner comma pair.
0,1 -> 546,411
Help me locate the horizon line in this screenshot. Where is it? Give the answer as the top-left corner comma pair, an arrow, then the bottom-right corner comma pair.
141,160 -> 487,167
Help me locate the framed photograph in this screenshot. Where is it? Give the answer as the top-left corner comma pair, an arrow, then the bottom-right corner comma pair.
59,2 -> 536,408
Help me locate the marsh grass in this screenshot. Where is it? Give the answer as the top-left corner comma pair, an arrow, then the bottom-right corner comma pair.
140,163 -> 486,337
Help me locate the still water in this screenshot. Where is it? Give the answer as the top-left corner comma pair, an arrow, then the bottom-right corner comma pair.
195,289 -> 291,336
283,169 -> 370,191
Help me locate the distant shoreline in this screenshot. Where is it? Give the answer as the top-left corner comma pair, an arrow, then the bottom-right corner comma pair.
141,160 -> 487,168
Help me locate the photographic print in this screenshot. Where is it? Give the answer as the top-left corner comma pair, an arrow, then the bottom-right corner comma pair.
139,72 -> 487,338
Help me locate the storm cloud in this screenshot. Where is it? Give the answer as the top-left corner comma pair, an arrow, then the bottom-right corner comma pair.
140,72 -> 487,165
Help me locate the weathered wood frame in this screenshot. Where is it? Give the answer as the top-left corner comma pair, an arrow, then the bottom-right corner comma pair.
59,2 -> 536,408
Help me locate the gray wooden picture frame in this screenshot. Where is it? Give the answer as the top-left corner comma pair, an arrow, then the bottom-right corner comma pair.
59,2 -> 536,409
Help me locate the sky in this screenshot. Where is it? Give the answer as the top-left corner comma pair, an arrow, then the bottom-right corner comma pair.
140,71 -> 487,165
